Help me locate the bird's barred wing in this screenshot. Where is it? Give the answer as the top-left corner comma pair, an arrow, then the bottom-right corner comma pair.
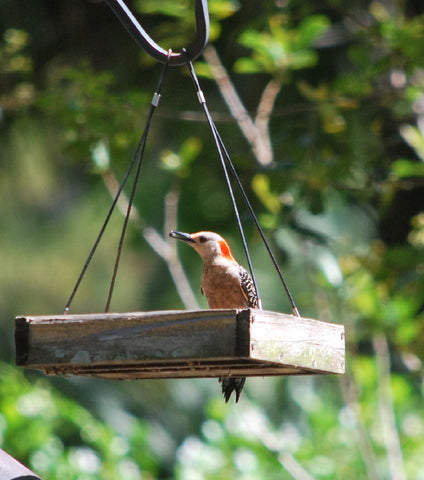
238,265 -> 262,309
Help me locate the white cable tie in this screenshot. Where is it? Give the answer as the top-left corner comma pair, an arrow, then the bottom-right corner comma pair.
151,92 -> 161,107
197,90 -> 206,104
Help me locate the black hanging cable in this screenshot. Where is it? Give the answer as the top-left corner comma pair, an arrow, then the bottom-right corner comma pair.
184,53 -> 261,305
215,129 -> 300,317
63,52 -> 172,314
185,54 -> 300,317
105,51 -> 172,312
63,152 -> 135,314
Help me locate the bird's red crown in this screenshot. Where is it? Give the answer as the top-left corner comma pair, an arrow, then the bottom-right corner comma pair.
218,238 -> 235,262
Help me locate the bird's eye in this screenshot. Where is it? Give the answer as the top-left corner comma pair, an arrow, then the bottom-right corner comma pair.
199,236 -> 207,244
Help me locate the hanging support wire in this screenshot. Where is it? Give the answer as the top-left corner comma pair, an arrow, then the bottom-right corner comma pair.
183,53 -> 261,307
64,0 -> 210,313
104,51 -> 172,312
63,51 -> 172,314
184,53 -> 300,317
64,0 -> 299,316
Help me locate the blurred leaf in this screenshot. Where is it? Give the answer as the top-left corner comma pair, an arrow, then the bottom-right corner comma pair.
390,159 -> 424,178
233,57 -> 263,74
91,139 -> 111,173
135,0 -> 189,18
252,173 -> 281,214
208,0 -> 240,20
408,213 -> 424,247
399,124 -> 424,161
234,14 -> 329,79
161,137 -> 202,176
293,15 -> 330,48
0,363 -> 159,479
297,81 -> 329,101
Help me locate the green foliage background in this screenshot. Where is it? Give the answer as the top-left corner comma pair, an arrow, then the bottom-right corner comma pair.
1,0 -> 423,478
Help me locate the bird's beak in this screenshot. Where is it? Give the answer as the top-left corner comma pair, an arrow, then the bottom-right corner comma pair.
169,230 -> 195,243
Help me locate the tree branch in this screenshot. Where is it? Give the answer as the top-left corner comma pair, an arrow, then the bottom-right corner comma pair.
279,452 -> 316,480
339,373 -> 383,480
256,78 -> 282,164
203,45 -> 277,166
373,333 -> 406,480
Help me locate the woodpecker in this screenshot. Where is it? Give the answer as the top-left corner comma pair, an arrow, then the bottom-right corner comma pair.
169,230 -> 261,402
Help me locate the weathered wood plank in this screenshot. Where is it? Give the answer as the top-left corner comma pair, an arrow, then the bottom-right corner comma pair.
244,310 -> 345,374
15,309 -> 345,379
16,310 -> 240,365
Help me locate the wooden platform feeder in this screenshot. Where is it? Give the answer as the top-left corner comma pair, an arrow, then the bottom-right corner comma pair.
15,309 -> 345,379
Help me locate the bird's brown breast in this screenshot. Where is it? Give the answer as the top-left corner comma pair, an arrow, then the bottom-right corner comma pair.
201,262 -> 250,309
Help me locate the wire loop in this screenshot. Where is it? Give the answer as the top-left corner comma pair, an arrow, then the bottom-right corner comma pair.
105,0 -> 209,66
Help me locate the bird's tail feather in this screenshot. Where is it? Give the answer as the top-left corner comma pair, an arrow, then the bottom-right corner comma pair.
220,377 -> 246,402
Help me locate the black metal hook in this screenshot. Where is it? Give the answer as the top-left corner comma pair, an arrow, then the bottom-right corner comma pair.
104,0 -> 209,67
